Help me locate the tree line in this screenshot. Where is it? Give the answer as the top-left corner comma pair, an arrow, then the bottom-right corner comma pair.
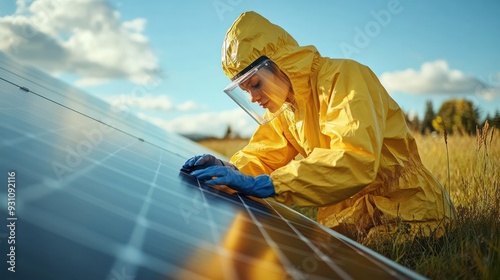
405,98 -> 500,136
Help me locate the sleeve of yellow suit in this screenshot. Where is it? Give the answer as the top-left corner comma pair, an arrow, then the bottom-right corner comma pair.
271,60 -> 389,206
231,114 -> 299,176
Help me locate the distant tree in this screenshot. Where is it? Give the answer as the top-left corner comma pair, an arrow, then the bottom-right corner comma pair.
433,99 -> 479,136
458,99 -> 480,135
493,110 -> 500,129
421,100 -> 436,135
223,125 -> 233,139
223,125 -> 241,139
405,112 -> 420,133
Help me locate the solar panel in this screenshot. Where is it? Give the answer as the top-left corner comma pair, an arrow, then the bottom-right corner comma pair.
0,51 -> 426,280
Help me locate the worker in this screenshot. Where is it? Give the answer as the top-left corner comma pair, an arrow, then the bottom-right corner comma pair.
182,11 -> 456,241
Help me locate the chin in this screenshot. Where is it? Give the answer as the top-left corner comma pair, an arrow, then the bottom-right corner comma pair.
267,102 -> 283,113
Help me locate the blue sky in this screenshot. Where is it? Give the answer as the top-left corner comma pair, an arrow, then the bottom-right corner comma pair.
1,0 -> 499,138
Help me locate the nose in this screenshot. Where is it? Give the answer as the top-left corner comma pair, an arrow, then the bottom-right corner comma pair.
248,90 -> 261,103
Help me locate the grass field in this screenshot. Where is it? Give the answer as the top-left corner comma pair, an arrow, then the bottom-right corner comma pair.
198,125 -> 500,279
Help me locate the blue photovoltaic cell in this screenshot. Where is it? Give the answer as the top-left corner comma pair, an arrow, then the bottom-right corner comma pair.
0,52 -> 426,280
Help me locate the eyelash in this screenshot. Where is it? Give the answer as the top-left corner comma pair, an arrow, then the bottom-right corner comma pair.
252,81 -> 261,89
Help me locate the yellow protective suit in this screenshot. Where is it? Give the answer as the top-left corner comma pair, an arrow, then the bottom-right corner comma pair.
222,11 -> 456,240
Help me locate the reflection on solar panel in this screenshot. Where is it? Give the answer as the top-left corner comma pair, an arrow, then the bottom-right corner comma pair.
0,52 -> 426,280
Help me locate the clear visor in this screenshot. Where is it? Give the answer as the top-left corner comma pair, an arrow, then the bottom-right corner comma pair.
223,59 -> 292,125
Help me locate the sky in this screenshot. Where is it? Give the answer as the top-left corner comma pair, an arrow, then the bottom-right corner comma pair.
1,0 -> 499,138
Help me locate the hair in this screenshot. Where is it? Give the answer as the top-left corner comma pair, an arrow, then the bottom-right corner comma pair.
267,61 -> 292,89
265,60 -> 296,105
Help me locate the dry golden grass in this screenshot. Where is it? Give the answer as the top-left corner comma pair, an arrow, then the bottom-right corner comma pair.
383,127 -> 500,279
198,126 -> 500,279
197,138 -> 249,159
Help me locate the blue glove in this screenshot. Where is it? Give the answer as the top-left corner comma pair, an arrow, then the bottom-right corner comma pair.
181,154 -> 237,172
191,166 -> 276,198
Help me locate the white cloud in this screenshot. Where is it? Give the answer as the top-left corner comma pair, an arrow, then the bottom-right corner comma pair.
177,101 -> 199,111
123,18 -> 146,33
107,94 -> 173,110
0,0 -> 159,86
107,95 -> 202,112
380,60 -> 486,94
137,109 -> 258,138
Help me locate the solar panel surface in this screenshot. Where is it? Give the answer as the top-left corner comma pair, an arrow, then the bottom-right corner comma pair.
0,52 -> 426,280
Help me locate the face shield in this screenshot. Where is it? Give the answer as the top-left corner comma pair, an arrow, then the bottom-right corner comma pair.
223,57 -> 293,125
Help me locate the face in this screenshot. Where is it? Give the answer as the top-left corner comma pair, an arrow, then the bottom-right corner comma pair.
239,67 -> 292,113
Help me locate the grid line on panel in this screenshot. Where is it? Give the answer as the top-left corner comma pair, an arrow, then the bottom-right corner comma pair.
20,206 -> 207,279
1,121 -> 94,147
0,100 -> 18,111
0,65 -> 92,106
2,89 -> 96,130
196,179 -> 248,279
0,76 -> 114,133
108,150 -> 164,278
317,224 -> 415,279
59,183 -> 217,254
0,68 -> 122,127
268,203 -> 366,270
192,183 -> 290,278
195,178 -> 239,280
264,199 -> 354,280
9,137 -> 157,206
237,194 -> 306,280
0,75 -> 173,154
17,139 -> 138,205
1,68 -> 214,168
116,147 -> 184,175
1,63 -> 130,129
21,165 -> 224,278
265,201 -> 422,279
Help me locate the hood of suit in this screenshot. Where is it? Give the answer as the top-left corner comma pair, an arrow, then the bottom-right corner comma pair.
221,11 -> 321,103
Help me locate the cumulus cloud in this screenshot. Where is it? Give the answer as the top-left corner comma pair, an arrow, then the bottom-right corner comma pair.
106,95 -> 200,111
491,72 -> 500,86
0,0 -> 159,86
137,109 -> 258,138
176,101 -> 199,111
380,60 -> 486,94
